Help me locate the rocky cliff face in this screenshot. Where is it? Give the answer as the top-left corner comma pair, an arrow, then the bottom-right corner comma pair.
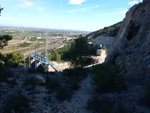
91,35 -> 114,47
106,0 -> 150,76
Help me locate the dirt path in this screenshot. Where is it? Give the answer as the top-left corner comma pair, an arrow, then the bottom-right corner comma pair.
54,75 -> 93,113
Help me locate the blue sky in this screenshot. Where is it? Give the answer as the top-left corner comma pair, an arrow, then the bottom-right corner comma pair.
0,0 -> 143,31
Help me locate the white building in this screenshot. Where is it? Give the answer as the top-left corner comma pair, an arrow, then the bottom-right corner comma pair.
37,37 -> 42,39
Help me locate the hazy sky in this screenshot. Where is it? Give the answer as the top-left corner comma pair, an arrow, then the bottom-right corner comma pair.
0,0 -> 143,31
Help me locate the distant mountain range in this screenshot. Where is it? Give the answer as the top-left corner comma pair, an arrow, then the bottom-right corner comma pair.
86,22 -> 122,39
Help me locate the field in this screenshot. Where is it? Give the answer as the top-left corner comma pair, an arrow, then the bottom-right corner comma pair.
0,27 -> 86,56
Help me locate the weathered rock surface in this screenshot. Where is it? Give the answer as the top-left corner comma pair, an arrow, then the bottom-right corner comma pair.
33,75 -> 46,85
92,35 -> 114,47
106,0 -> 150,77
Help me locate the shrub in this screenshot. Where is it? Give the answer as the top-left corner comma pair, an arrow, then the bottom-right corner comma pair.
64,68 -> 78,77
24,78 -> 33,86
138,85 -> 150,107
4,94 -> 31,113
28,68 -> 37,73
46,77 -> 61,94
48,49 -> 61,61
5,59 -> 19,67
25,56 -> 30,66
86,97 -> 114,113
91,63 -> 126,93
102,45 -> 108,54
0,70 -> 13,82
117,102 -> 128,113
0,53 -> 4,70
86,97 -> 134,113
4,52 -> 24,68
36,65 -> 45,73
66,76 -> 80,91
56,87 -> 71,101
64,68 -> 87,77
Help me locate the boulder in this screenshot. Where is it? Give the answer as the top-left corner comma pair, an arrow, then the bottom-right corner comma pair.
33,75 -> 46,85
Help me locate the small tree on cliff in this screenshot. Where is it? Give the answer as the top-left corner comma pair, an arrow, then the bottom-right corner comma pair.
0,35 -> 12,49
63,35 -> 96,69
0,35 -> 12,69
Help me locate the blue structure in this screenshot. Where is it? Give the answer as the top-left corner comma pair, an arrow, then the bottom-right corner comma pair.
34,54 -> 47,62
30,53 -> 57,72
34,53 -> 39,59
40,56 -> 46,62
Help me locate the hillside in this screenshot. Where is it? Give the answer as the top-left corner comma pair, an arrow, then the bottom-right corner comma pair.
1,0 -> 150,113
86,22 -> 122,39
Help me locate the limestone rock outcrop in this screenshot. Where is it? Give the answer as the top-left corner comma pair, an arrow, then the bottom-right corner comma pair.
33,75 -> 46,85
92,35 -> 114,47
106,0 -> 150,76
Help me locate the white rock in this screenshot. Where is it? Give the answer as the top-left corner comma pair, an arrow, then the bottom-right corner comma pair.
33,75 -> 46,85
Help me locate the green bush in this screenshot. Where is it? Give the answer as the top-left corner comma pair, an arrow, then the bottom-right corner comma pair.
117,102 -> 128,113
64,68 -> 79,77
4,94 -> 31,113
102,45 -> 108,54
0,70 -> 13,82
0,35 -> 12,68
24,78 -> 33,86
86,97 -> 114,113
64,68 -> 88,91
64,68 -> 87,77
91,63 -> 126,93
28,68 -> 37,73
48,49 -> 61,61
56,87 -> 71,101
0,53 -> 4,70
25,56 -> 30,66
46,77 -> 61,94
138,85 -> 150,107
86,97 -> 134,113
66,76 -> 80,91
4,52 -> 24,68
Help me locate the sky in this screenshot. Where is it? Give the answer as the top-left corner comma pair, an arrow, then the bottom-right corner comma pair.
0,0 -> 143,31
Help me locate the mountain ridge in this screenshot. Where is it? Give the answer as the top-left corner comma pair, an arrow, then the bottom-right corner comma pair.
86,22 -> 122,39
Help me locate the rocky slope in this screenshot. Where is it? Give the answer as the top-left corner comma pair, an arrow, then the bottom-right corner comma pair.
91,35 -> 114,47
0,68 -> 95,113
86,22 -> 121,47
106,0 -> 150,78
86,22 -> 121,39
